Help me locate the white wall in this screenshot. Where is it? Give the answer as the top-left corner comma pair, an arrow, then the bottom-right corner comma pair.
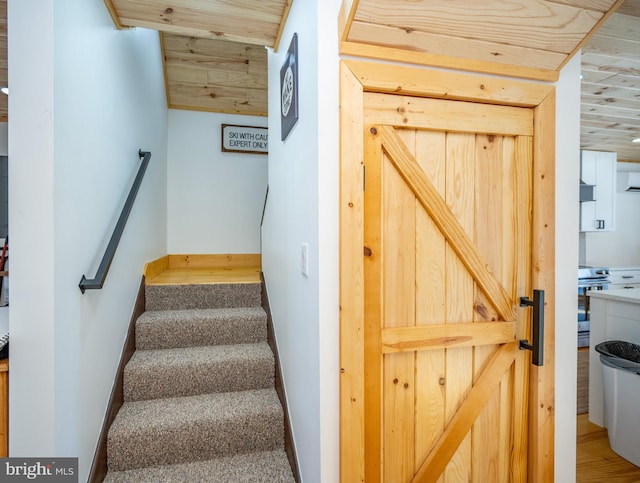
582,166 -> 640,267
267,6 -> 580,482
262,0 -> 340,480
555,52 -> 582,483
8,1 -> 168,481
167,110 -> 267,254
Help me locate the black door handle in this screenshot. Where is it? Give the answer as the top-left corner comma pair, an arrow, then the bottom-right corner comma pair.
519,289 -> 544,366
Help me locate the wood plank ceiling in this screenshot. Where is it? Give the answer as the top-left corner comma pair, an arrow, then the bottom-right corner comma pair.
0,1 -> 638,162
105,0 -> 292,117
340,0 -> 640,161
580,0 -> 640,161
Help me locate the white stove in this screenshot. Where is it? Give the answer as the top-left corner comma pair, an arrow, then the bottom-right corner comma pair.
578,266 -> 610,347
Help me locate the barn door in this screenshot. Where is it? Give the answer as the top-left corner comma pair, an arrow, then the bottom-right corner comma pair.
362,92 -> 534,482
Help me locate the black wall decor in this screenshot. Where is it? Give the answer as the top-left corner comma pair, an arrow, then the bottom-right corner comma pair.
280,33 -> 299,141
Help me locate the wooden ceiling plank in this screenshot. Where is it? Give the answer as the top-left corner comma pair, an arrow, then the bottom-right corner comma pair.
595,11 -> 640,39
206,70 -> 268,90
580,69 -> 618,83
168,102 -> 267,117
581,99 -> 640,120
581,129 -> 640,141
581,134 -> 639,146
587,72 -> 640,89
581,82 -> 640,100
113,0 -> 279,45
341,42 -> 559,82
616,0 -> 640,17
580,143 -> 638,158
168,88 -> 268,116
344,59 -> 554,106
169,83 -> 265,102
339,0 -> 360,42
582,51 -> 640,76
352,0 -> 603,54
581,116 -> 640,133
112,0 -> 284,24
556,0 -> 625,71
122,17 -> 273,45
163,45 -> 256,64
247,59 -> 268,76
585,33 -> 640,61
582,111 -> 640,124
111,0 -> 288,47
348,20 -> 566,71
165,65 -> 209,86
164,53 -> 251,74
580,117 -> 640,130
581,94 -> 640,113
549,0 -> 618,11
162,34 -> 266,60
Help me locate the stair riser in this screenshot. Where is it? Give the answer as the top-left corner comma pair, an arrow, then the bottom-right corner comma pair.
107,408 -> 284,471
135,311 -> 267,350
124,358 -> 275,401
103,450 -> 295,482
145,284 -> 261,311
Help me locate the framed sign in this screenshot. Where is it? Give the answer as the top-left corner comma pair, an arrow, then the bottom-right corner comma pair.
280,33 -> 299,141
221,124 -> 268,154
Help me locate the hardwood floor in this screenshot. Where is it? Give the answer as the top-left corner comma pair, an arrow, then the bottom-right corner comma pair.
144,254 -> 262,285
577,414 -> 640,482
146,266 -> 261,285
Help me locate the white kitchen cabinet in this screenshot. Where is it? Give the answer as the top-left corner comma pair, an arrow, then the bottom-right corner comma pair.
609,268 -> 640,290
580,150 -> 616,232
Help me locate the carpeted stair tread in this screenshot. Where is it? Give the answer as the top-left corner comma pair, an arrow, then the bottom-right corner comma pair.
136,307 -> 267,350
145,283 -> 262,311
103,449 -> 295,482
124,343 -> 275,401
108,388 -> 284,471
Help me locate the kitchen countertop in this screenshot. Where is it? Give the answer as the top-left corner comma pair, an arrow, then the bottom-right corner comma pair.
588,288 -> 640,304
582,263 -> 640,271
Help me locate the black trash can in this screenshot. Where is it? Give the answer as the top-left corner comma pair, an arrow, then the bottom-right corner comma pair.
595,340 -> 640,374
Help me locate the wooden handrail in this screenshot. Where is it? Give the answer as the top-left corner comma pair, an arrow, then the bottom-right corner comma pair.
79,150 -> 151,293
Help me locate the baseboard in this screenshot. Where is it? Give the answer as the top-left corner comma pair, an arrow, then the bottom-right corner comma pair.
261,273 -> 301,483
88,277 -> 146,483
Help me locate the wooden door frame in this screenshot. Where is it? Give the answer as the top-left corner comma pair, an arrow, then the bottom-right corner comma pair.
339,59 -> 556,482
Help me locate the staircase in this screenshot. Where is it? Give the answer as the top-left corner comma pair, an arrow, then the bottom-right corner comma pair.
103,278 -> 295,482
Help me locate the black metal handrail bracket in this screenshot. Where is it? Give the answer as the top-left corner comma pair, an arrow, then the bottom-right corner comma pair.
79,149 -> 151,293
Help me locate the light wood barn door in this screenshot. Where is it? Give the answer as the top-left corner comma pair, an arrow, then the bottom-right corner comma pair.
362,93 -> 534,483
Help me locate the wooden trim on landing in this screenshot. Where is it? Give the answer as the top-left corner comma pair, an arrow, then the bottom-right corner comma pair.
168,254 -> 261,269
144,254 -> 263,280
88,277 -> 145,483
143,256 -> 169,280
261,273 -> 301,483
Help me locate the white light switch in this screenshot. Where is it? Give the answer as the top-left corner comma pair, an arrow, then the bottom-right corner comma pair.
301,243 -> 309,277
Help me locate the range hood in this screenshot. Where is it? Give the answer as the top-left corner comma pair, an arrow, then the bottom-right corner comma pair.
579,180 -> 596,202
625,172 -> 640,192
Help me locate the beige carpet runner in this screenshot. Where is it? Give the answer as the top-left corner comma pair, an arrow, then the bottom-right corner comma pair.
103,281 -> 294,482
